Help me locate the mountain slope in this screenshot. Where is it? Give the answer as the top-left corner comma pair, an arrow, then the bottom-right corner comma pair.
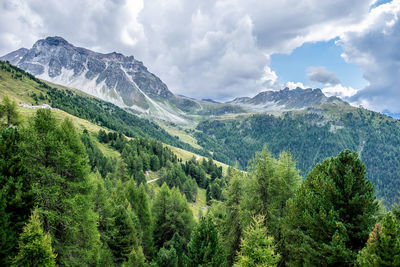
195,103 -> 400,207
0,60 -> 208,156
0,36 -> 192,123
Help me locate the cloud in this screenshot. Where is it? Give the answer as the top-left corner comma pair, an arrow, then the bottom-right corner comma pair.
0,0 -> 377,101
307,66 -> 341,86
322,84 -> 358,98
285,81 -> 306,90
339,0 -> 400,112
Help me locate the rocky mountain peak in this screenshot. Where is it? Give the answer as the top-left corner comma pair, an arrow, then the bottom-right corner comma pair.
1,36 -> 174,111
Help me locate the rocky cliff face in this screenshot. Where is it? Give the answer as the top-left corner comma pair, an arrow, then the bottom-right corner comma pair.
1,36 -> 174,112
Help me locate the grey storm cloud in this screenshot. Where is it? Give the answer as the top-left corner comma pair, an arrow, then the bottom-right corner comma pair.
340,1 -> 400,112
0,0 -> 377,101
307,66 -> 341,86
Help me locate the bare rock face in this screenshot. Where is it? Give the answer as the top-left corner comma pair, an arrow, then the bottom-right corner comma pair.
1,36 -> 173,110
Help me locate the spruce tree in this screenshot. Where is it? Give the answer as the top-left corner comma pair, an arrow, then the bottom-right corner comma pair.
244,148 -> 300,249
186,216 -> 227,267
13,209 -> 56,267
154,247 -> 178,267
134,184 -> 154,259
283,150 -> 378,266
152,184 -> 195,250
235,215 -> 280,267
0,127 -> 31,262
356,212 -> 400,266
223,168 -> 245,264
22,110 -> 101,265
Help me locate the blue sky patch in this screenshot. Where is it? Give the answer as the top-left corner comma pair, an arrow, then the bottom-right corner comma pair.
270,39 -> 368,90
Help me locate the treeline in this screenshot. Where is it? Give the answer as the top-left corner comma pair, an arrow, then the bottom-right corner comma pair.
196,108 -> 400,207
1,97 -> 400,266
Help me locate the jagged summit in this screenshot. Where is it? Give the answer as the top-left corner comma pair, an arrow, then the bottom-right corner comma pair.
1,36 -> 174,113
227,87 -> 344,112
1,36 -> 347,120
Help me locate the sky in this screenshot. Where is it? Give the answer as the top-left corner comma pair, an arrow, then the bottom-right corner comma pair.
1,0 -> 400,112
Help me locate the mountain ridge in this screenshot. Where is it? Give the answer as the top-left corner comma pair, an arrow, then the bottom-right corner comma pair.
2,36 -> 351,121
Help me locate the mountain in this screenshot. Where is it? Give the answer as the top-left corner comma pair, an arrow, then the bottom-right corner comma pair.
0,36 -> 190,123
2,37 -> 350,122
0,60 -> 208,157
227,87 -> 344,112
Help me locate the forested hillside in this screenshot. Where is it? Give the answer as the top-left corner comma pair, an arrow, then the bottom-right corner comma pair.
1,100 -> 399,266
196,106 -> 400,207
1,60 -> 400,266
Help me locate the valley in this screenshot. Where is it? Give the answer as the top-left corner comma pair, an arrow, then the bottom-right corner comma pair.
1,36 -> 399,266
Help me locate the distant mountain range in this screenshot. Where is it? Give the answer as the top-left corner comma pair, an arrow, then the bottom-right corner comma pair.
2,36 -> 348,121
227,87 -> 344,112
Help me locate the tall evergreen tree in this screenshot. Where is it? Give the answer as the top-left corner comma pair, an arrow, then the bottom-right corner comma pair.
283,150 -> 378,266
152,184 -> 194,250
244,148 -> 301,246
0,127 -> 32,263
356,212 -> 400,266
223,168 -> 245,264
13,209 -> 56,267
186,216 -> 227,267
22,110 -> 101,265
235,215 -> 280,267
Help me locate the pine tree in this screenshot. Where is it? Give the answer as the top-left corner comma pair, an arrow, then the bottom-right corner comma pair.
283,150 -> 378,266
22,110 -> 101,265
223,168 -> 245,264
154,247 -> 178,267
109,203 -> 141,264
244,148 -> 300,249
13,209 -> 56,267
0,95 -> 21,127
136,184 -> 154,258
186,216 -> 227,267
0,126 -> 32,262
122,246 -> 147,267
152,184 -> 195,250
356,212 -> 400,266
235,215 -> 280,267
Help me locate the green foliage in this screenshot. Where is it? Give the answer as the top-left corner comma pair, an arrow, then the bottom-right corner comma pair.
0,127 -> 32,262
196,109 -> 400,207
154,247 -> 178,267
122,246 -> 147,267
81,131 -> 115,177
13,209 -> 56,267
223,168 -> 246,264
356,212 -> 400,267
283,150 -> 378,266
243,148 -> 301,257
186,216 -> 227,267
0,95 -> 21,127
152,184 -> 195,250
22,109 -> 101,265
235,215 -> 280,267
